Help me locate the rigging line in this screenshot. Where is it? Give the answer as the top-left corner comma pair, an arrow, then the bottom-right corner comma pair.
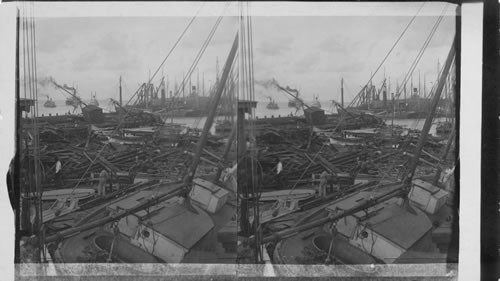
188,17 -> 233,129
30,3 -> 46,261
163,13 -> 226,119
126,3 -> 204,108
383,11 -> 445,136
399,7 -> 447,93
385,20 -> 446,149
169,2 -> 230,104
396,57 -> 453,181
20,4 -> 31,201
281,143 -> 327,204
66,6 -> 206,194
248,18 -> 264,263
144,2 -> 205,98
348,2 -> 426,108
73,8 -> 230,195
397,10 -> 446,96
190,17 -> 226,127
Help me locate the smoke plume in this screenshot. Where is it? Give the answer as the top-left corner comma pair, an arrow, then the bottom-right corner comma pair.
255,78 -> 279,90
38,76 -> 77,94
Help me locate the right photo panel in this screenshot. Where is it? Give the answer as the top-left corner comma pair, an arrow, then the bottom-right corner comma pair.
236,1 -> 459,274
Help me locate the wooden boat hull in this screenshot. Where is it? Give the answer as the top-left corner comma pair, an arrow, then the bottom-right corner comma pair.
312,235 -> 379,265
258,189 -> 316,202
93,234 -> 163,263
26,188 -> 96,201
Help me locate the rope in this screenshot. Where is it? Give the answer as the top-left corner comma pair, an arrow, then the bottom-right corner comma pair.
161,3 -> 231,125
349,2 -> 426,108
66,4 -> 206,196
395,6 -> 448,100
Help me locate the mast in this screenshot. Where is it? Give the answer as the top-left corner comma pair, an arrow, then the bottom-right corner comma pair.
424,74 -> 426,98
340,77 -> 344,107
166,75 -> 169,98
411,76 -> 413,97
15,8 -> 22,263
404,81 -> 407,100
418,69 -> 421,96
182,72 -> 185,98
405,36 -> 456,182
119,76 -> 122,106
184,34 -> 239,183
189,78 -> 192,96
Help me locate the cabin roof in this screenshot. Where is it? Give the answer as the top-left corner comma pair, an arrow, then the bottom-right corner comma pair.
412,179 -> 441,194
364,204 -> 432,249
144,202 -> 214,249
109,190 -> 215,249
326,185 -> 432,249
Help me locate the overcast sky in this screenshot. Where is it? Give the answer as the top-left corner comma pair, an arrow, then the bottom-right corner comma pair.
28,2 -> 457,103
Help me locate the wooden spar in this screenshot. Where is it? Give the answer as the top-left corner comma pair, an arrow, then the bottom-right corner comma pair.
44,185 -> 186,243
409,143 -> 442,162
248,184 -> 405,245
213,121 -> 237,182
184,33 -> 239,184
405,35 -> 456,182
203,148 -> 223,162
403,152 -> 440,169
184,151 -> 219,167
433,126 -> 456,185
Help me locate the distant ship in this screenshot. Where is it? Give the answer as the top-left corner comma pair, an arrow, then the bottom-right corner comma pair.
266,98 -> 279,110
349,79 -> 453,119
89,93 -> 99,106
311,95 -> 321,109
43,95 -> 56,108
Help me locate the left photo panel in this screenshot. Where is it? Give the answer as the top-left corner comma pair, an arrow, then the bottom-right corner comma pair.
10,2 -> 239,265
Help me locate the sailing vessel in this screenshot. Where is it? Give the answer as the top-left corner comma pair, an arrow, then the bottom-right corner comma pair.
43,95 -> 56,108
311,95 -> 321,109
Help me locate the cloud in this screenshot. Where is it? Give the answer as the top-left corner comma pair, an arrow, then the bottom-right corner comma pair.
332,60 -> 366,73
400,16 -> 455,52
35,23 -> 73,53
318,35 -> 357,54
72,52 -> 99,72
257,36 -> 293,56
293,52 -> 321,74
71,32 -> 142,72
319,52 -> 366,73
98,32 -> 127,52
